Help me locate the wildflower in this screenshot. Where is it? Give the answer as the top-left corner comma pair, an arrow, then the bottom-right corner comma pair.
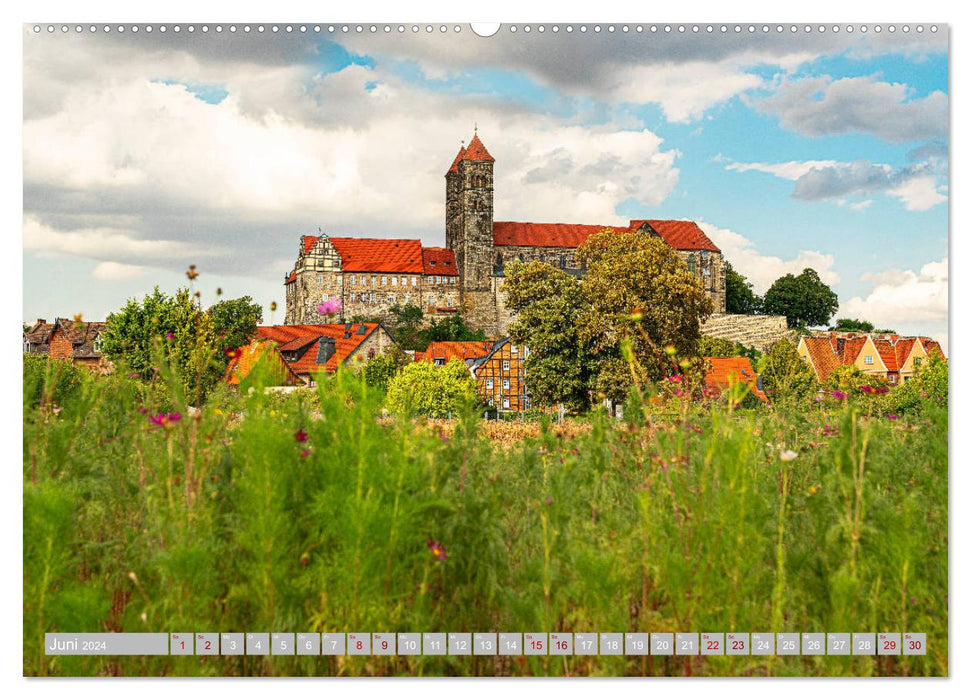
151,366 -> 159,373
167,412 -> 181,423
875,387 -> 889,395
186,264 -> 199,280
664,344 -> 677,357
860,385 -> 874,394
832,390 -> 847,400
128,371 -> 140,378
672,390 -> 684,397
270,301 -> 278,312
52,406 -> 62,415
679,359 -> 693,370
537,447 -> 548,454
223,347 -> 243,360
545,496 -> 554,505
427,540 -> 447,561
629,308 -> 643,322
887,414 -> 899,421
807,484 -> 821,496
570,447 -> 579,455
140,612 -> 148,623
148,413 -> 166,426
137,407 -> 148,414
294,428 -> 308,442
300,448 -> 311,459
128,571 -> 138,584
165,332 -> 176,341
779,449 -> 798,462
316,298 -> 343,316
668,375 -> 683,383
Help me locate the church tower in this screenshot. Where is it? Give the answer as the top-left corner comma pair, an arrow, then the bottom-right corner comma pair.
445,130 -> 496,331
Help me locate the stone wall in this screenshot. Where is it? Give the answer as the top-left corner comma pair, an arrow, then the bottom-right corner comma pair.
700,313 -> 792,351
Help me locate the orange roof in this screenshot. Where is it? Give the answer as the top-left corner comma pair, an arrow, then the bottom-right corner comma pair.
872,338 -> 899,372
421,341 -> 493,364
329,238 -> 424,273
463,133 -> 494,162
223,339 -> 302,386
446,145 -> 467,174
492,219 -> 720,252
836,337 -> 867,365
703,357 -> 767,401
894,337 -> 917,368
256,323 -> 382,374
920,337 -> 945,359
302,235 -> 318,254
636,220 -> 721,252
285,270 -> 296,284
802,336 -> 841,382
422,247 -> 459,275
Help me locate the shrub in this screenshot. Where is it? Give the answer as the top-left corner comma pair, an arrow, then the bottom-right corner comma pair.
385,358 -> 480,418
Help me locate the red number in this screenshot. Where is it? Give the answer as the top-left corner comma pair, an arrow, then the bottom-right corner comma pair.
179,641 -> 185,650
204,641 -> 211,650
381,640 -> 388,650
356,641 -> 363,650
531,640 -> 543,650
707,640 -> 719,650
556,641 -> 567,650
909,641 -> 922,650
732,640 -> 743,650
884,640 -> 896,650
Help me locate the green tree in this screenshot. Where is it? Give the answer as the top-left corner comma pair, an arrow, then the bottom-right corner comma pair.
505,261 -> 595,412
385,304 -> 425,350
208,296 -> 263,351
763,268 -> 839,328
362,345 -> 411,393
698,336 -> 739,357
101,287 -> 221,402
577,228 -> 714,401
384,357 -> 479,417
758,337 -> 817,404
417,314 -> 486,350
725,262 -> 763,315
829,318 -> 875,333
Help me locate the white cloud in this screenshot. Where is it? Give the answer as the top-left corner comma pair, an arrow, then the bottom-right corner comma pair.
841,258 -> 948,327
23,215 -> 199,260
92,261 -> 145,280
695,220 -> 839,293
726,159 -> 841,180
886,175 -> 948,212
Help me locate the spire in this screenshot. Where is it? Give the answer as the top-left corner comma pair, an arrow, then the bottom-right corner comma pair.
464,131 -> 494,162
447,144 -> 467,174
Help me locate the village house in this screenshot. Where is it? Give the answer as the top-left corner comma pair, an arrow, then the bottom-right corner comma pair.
226,322 -> 396,386
797,332 -> 945,384
466,339 -> 531,412
285,130 -> 728,337
703,356 -> 767,402
23,317 -> 110,372
417,341 -> 494,366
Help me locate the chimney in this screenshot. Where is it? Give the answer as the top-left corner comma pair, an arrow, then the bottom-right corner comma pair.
316,337 -> 337,365
36,318 -> 46,325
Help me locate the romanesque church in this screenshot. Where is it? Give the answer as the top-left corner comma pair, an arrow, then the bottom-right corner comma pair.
285,131 -> 726,336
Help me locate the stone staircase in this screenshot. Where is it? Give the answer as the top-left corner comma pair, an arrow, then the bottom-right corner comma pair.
700,314 -> 794,352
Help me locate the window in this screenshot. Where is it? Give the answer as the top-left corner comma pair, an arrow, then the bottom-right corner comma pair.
371,275 -> 377,286
486,379 -> 494,390
559,255 -> 566,269
381,276 -> 387,286
400,276 -> 407,286
488,397 -> 495,407
447,298 -> 453,307
915,357 -> 923,368
687,254 -> 696,274
889,375 -> 896,384
392,276 -> 398,286
322,293 -> 329,301
411,277 -> 417,286
864,355 -> 874,365
502,379 -> 510,390
434,358 -> 444,366
502,360 -> 510,371
523,347 -> 530,358
404,293 -> 410,304
502,398 -> 510,409
350,292 -> 356,302
317,274 -> 324,284
350,275 -> 356,285
510,345 -> 518,354
429,295 -> 436,306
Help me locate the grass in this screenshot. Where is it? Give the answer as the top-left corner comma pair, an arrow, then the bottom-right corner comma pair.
23,357 -> 948,677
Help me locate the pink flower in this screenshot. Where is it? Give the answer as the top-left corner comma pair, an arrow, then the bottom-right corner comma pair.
875,387 -> 889,395
860,385 -> 874,394
887,414 -> 899,421
127,371 -> 140,378
167,412 -> 181,422
545,496 -> 554,505
148,413 -> 166,426
667,375 -> 683,383
300,448 -> 311,459
832,390 -> 847,400
294,428 -> 308,443
427,540 -> 447,561
672,390 -> 684,397
165,332 -> 176,341
316,298 -> 343,316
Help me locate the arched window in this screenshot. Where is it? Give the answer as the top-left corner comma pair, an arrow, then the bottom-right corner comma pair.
687,254 -> 697,275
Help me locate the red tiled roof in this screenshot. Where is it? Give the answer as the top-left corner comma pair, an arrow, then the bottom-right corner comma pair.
636,220 -> 721,252
703,357 -> 767,401
285,270 -> 296,284
464,133 -> 494,162
836,337 -> 867,365
872,338 -> 899,372
919,337 -> 945,359
327,237 -> 424,273
422,247 -> 458,275
421,341 -> 493,364
492,219 -> 720,252
256,323 -> 381,374
447,145 -> 467,174
802,336 -> 841,382
894,338 -> 916,369
302,235 -> 318,255
224,339 -> 302,386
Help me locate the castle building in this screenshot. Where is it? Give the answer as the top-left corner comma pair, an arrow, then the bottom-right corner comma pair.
285,131 -> 726,335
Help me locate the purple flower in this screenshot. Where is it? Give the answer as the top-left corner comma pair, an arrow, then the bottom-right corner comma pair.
165,332 -> 176,341
148,413 -> 166,426
860,385 -> 874,394
294,428 -> 308,443
300,448 -> 311,459
127,371 -> 140,378
427,540 -> 447,561
167,412 -> 181,423
832,390 -> 847,400
887,414 -> 899,421
316,298 -> 343,317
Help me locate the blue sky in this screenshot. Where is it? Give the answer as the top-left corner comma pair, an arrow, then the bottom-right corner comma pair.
22,24 -> 948,345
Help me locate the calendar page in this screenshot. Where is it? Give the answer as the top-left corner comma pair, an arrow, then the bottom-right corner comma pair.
22,19 -> 948,679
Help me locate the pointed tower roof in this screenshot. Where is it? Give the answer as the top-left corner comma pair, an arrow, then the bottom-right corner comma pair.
446,145 -> 467,174
464,133 -> 494,162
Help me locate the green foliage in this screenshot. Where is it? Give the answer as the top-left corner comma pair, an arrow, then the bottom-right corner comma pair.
829,318 -> 875,333
362,345 -> 411,393
698,336 -> 739,357
887,356 -> 949,415
100,287 -> 222,403
724,261 -> 762,314
23,365 -> 948,677
385,304 -> 486,352
505,261 -> 594,412
384,304 -> 425,349
385,358 -> 480,417
758,338 -> 817,405
208,295 -> 263,351
23,354 -> 84,410
763,268 -> 839,328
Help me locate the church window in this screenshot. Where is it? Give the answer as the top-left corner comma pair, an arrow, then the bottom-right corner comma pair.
687,254 -> 697,274
381,276 -> 387,286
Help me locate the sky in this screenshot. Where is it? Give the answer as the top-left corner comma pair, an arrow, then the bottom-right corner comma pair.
21,23 -> 949,349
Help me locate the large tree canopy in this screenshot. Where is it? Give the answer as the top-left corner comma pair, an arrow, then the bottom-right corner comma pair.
762,268 -> 839,328
505,228 -> 714,408
208,295 -> 263,351
725,261 -> 763,315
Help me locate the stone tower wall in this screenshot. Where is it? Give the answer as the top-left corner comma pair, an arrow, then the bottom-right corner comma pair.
456,158 -> 496,333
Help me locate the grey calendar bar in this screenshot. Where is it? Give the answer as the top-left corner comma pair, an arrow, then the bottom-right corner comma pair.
44,631 -> 926,656
45,633 -> 169,655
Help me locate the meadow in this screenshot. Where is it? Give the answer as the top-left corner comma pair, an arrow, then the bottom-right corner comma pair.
23,356 -> 948,677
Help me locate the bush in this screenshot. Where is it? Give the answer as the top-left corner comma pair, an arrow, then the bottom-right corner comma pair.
385,358 -> 480,418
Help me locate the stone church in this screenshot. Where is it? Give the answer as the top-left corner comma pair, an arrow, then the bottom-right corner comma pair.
285,131 -> 726,336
